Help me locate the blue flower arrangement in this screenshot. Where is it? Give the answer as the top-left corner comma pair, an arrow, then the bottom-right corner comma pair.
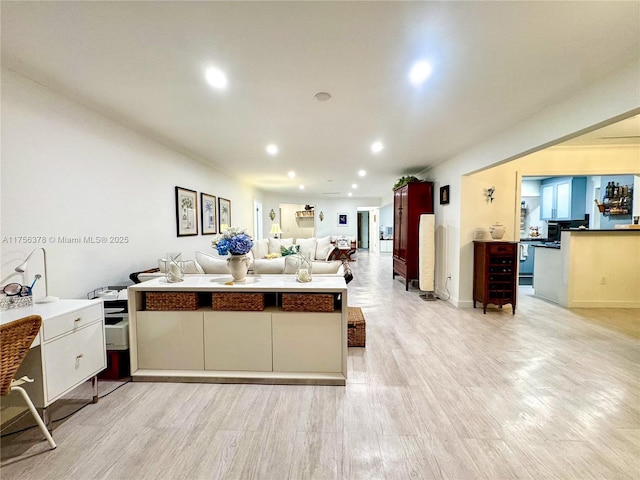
212,227 -> 254,256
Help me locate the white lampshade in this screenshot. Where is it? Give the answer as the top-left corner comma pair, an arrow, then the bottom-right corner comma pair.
269,223 -> 283,235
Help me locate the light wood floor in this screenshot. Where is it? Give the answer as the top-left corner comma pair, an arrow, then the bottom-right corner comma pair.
2,253 -> 639,479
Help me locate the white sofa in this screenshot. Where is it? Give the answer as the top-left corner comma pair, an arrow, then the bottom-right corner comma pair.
133,236 -> 347,282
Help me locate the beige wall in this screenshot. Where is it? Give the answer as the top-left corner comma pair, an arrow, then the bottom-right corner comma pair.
563,231 -> 640,308
458,145 -> 640,305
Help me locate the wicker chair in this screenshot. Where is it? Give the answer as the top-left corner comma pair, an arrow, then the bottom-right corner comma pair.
1,315 -> 56,449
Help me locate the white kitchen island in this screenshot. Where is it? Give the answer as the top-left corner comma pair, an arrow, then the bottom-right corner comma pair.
127,275 -> 348,385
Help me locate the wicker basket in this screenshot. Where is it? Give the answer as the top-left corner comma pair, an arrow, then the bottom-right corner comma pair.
281,293 -> 334,312
212,293 -> 265,311
146,292 -> 199,311
347,306 -> 366,347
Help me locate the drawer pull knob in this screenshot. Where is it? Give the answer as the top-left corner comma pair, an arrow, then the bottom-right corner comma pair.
74,317 -> 82,322
75,354 -> 84,368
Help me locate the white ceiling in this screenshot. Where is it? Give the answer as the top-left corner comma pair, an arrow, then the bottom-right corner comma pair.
2,1 -> 639,199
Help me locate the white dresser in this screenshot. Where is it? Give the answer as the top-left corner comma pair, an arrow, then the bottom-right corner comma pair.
0,299 -> 106,425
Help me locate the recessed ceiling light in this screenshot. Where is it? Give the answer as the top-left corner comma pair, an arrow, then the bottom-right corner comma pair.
371,141 -> 384,154
288,171 -> 296,178
299,185 -> 305,190
315,92 -> 332,102
409,61 -> 432,86
266,144 -> 278,155
348,192 -> 353,197
358,170 -> 366,177
205,67 -> 228,89
352,184 -> 358,189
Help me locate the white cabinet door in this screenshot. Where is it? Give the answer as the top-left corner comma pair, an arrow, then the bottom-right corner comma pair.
203,312 -> 272,371
43,321 -> 106,402
540,184 -> 555,219
555,181 -> 571,219
137,312 -> 204,370
272,313 -> 342,373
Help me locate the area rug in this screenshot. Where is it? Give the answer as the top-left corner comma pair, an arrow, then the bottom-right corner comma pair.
347,306 -> 366,347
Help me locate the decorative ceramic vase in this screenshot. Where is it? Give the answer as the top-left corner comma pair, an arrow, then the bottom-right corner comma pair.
489,222 -> 505,240
227,254 -> 250,282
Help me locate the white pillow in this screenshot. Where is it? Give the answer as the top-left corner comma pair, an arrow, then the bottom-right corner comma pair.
251,238 -> 269,259
315,236 -> 332,260
311,260 -> 343,274
295,237 -> 317,260
158,258 -> 204,274
195,251 -> 229,274
253,257 -> 285,274
268,237 -> 293,254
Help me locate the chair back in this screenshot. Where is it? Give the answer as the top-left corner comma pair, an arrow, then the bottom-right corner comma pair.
0,315 -> 42,396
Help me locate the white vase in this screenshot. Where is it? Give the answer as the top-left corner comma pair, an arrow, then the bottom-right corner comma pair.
489,222 -> 505,240
227,254 -> 250,282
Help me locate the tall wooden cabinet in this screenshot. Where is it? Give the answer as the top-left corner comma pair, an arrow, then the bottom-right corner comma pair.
473,241 -> 518,314
392,181 -> 434,290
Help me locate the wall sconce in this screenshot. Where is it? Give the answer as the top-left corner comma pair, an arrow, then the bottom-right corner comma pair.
486,186 -> 495,203
14,247 -> 59,303
319,211 -> 324,222
269,209 -> 276,221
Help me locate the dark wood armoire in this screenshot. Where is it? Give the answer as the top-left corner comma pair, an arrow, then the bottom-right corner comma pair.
392,181 -> 434,290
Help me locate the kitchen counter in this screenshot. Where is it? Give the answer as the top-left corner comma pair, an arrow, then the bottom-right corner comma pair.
533,230 -> 639,308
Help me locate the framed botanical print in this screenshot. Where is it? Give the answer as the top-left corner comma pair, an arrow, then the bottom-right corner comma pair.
175,186 -> 198,236
218,197 -> 231,231
338,212 -> 349,227
201,192 -> 217,235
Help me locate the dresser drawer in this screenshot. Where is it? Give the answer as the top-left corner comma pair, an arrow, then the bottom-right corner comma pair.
487,243 -> 516,256
42,302 -> 103,341
43,321 -> 106,402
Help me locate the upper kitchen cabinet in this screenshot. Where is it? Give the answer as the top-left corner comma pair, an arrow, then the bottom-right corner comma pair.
540,177 -> 587,220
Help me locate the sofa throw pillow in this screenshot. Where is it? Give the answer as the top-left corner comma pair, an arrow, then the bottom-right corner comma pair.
251,238 -> 269,259
268,237 -> 293,254
295,237 -> 317,260
281,245 -> 300,256
315,236 -> 333,260
194,251 -> 229,274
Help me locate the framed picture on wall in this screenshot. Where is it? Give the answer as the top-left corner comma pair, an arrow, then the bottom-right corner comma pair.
201,192 -> 217,235
175,186 -> 198,236
440,185 -> 450,205
338,212 -> 349,227
218,197 -> 231,231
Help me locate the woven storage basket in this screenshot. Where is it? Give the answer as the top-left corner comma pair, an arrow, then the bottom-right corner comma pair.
146,292 -> 199,311
212,293 -> 265,311
281,293 -> 334,312
347,307 -> 366,347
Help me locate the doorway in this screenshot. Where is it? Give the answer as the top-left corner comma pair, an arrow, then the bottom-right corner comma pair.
357,211 -> 369,249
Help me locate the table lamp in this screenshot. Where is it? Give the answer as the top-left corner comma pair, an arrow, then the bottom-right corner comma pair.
14,247 -> 59,303
269,223 -> 283,239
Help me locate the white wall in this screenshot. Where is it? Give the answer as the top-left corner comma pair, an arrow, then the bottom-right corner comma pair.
260,191 -> 383,241
1,69 -> 259,299
420,60 -> 640,307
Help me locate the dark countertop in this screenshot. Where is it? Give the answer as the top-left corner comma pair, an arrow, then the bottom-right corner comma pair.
519,238 -> 548,242
564,228 -> 640,232
533,242 -> 561,249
